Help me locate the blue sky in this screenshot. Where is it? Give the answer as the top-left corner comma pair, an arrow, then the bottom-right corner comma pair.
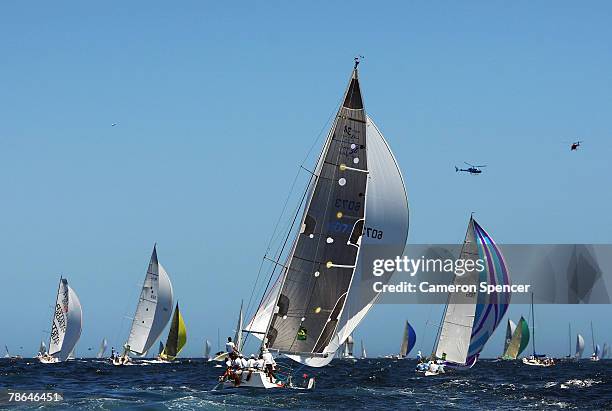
1,1 -> 611,358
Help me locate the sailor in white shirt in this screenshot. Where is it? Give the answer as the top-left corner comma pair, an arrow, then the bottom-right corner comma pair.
262,348 -> 277,382
225,337 -> 237,355
239,354 -> 249,369
232,356 -> 243,370
247,354 -> 257,369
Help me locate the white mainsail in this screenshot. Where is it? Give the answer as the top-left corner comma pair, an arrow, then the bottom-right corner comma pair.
575,334 -> 585,358
360,340 -> 367,359
125,245 -> 174,355
204,340 -> 212,359
434,219 -> 479,364
97,338 -> 108,359
48,278 -> 83,362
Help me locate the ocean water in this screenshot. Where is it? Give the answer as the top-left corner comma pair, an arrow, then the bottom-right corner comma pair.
1,358 -> 610,410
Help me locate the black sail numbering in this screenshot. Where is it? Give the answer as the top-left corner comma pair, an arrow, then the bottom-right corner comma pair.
266,65 -> 368,357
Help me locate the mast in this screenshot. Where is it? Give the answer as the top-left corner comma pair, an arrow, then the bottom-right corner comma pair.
591,321 -> 595,353
531,293 -> 536,356
568,323 -> 571,357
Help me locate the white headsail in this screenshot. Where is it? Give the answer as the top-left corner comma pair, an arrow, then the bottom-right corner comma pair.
204,340 -> 212,359
39,341 -> 47,355
48,278 -> 83,362
125,245 -> 174,355
434,219 -> 479,364
575,334 -> 585,359
97,338 -> 108,359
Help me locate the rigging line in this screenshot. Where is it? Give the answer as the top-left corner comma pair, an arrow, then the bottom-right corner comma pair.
244,166 -> 303,329
244,96 -> 340,330
243,172 -> 316,350
299,95 -> 345,168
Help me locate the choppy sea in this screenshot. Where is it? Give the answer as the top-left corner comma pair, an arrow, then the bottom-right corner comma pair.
1,358 -> 610,410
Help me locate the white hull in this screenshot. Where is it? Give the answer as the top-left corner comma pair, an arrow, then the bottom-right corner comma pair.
522,358 -> 554,367
218,370 -> 284,390
111,356 -> 132,366
37,355 -> 59,364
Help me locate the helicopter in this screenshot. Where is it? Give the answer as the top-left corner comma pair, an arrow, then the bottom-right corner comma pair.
455,162 -> 486,175
570,141 -> 582,151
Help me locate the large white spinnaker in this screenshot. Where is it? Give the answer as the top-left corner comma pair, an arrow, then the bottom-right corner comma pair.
125,245 -> 174,355
48,278 -> 83,362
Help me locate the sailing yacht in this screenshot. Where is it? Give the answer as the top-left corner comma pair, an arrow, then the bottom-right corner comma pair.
97,338 -> 108,359
397,321 -> 416,359
230,59 -> 409,390
340,335 -> 355,359
38,277 -> 83,364
522,293 -> 554,367
575,334 -> 585,360
158,303 -> 187,362
113,245 -> 174,366
423,216 -> 511,375
360,339 -> 367,359
501,317 -> 529,360
590,322 -> 600,361
204,340 -> 212,361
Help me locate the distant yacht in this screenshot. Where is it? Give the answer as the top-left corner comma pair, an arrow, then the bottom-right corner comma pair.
38,277 -> 83,364
112,245 -> 174,366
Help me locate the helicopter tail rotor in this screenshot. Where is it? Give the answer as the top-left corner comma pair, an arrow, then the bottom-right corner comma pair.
455,166 -> 459,172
